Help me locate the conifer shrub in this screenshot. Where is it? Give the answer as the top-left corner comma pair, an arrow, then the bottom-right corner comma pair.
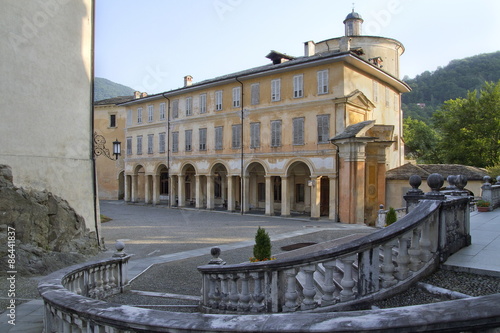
252,226 -> 272,261
386,207 -> 398,226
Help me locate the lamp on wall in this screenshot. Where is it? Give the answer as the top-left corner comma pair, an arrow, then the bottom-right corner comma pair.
94,132 -> 121,160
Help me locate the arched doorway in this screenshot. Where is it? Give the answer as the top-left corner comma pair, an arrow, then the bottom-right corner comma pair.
285,161 -> 312,217
212,163 -> 228,210
179,164 -> 196,207
158,164 -> 169,204
246,162 -> 266,212
133,164 -> 146,203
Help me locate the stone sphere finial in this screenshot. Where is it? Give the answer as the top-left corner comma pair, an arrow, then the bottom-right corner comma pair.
427,173 -> 444,193
497,176 -> 500,184
455,175 -> 468,190
446,175 -> 457,189
210,247 -> 221,258
409,175 -> 422,190
483,175 -> 492,184
208,247 -> 226,265
113,240 -> 127,257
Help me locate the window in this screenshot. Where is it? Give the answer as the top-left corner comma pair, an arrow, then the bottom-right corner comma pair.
215,126 -> 223,150
172,132 -> 179,152
271,79 -> 281,102
271,120 -> 282,147
137,107 -> 143,124
317,70 -> 329,94
232,124 -> 241,149
215,90 -> 223,111
296,184 -> 305,202
148,105 -> 154,122
199,128 -> 207,151
293,117 -> 304,145
185,130 -> 192,151
159,132 -> 166,153
172,99 -> 179,118
385,87 -> 390,108
251,83 -> 260,105
372,80 -> 379,103
147,134 -> 154,154
186,97 -> 192,116
109,114 -> 116,128
137,136 -> 143,155
273,177 -> 282,201
250,122 -> 260,148
199,94 -> 207,114
126,109 -> 132,126
293,74 -> 304,98
126,137 -> 132,155
232,87 -> 241,107
159,103 -> 166,120
258,183 -> 265,202
317,114 -> 330,143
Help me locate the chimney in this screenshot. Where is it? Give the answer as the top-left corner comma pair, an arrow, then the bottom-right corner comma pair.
304,41 -> 316,56
141,92 -> 148,98
339,37 -> 351,53
184,75 -> 193,87
134,91 -> 141,99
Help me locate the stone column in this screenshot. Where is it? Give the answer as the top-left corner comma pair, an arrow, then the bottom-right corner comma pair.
195,175 -> 202,208
242,176 -> 250,213
265,175 -> 273,216
227,175 -> 234,212
145,175 -> 151,204
124,174 -> 130,202
310,176 -> 321,220
178,174 -> 185,207
281,176 -> 290,217
329,176 -> 338,221
131,174 -> 137,203
152,174 -> 160,205
170,175 -> 177,207
207,175 -> 214,210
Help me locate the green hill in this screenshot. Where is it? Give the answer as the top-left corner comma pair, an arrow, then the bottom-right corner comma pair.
402,51 -> 500,121
94,77 -> 135,102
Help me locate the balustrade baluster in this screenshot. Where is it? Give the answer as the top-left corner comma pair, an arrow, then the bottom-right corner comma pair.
218,274 -> 229,310
340,255 -> 356,301
103,265 -> 110,291
321,260 -> 337,306
108,264 -> 117,289
380,241 -> 397,288
207,274 -> 218,309
96,266 -> 104,297
301,264 -> 318,310
250,272 -> 264,312
408,228 -> 422,271
420,220 -> 432,262
282,268 -> 299,312
238,273 -> 251,312
332,262 -> 343,297
228,274 -> 239,311
396,236 -> 411,280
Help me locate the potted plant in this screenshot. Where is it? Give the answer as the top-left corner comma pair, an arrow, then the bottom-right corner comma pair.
476,200 -> 491,212
250,227 -> 274,262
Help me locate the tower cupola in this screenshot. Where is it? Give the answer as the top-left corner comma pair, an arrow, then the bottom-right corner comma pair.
343,9 -> 363,36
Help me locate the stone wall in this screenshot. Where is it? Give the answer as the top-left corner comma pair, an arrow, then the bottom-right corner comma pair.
0,165 -> 99,275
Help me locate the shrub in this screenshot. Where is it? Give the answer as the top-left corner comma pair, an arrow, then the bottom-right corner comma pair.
253,226 -> 272,261
476,200 -> 490,207
386,207 -> 398,226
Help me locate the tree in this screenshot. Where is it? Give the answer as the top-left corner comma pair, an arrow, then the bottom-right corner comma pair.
432,81 -> 500,168
403,117 -> 440,163
253,227 -> 272,261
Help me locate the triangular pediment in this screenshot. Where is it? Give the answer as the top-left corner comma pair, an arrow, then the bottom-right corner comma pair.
345,90 -> 376,110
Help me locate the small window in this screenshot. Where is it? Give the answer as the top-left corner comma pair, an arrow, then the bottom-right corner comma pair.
185,130 -> 192,151
126,109 -> 132,126
293,74 -> 304,98
271,120 -> 282,147
109,114 -> 116,128
199,128 -> 207,151
172,132 -> 179,152
148,105 -> 154,122
186,97 -> 192,116
137,136 -> 143,155
317,114 -> 330,143
293,117 -> 304,145
296,184 -> 305,202
250,122 -> 260,148
232,87 -> 241,107
251,83 -> 260,105
126,137 -> 132,155
159,103 -> 166,120
137,107 -> 143,124
271,79 -> 281,102
232,124 -> 241,149
215,126 -> 223,150
147,134 -> 154,154
215,91 -> 223,111
199,94 -> 207,114
317,70 -> 329,95
172,99 -> 179,118
159,132 -> 166,153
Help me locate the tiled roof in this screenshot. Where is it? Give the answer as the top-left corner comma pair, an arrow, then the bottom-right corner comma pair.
386,163 -> 488,180
94,96 -> 135,105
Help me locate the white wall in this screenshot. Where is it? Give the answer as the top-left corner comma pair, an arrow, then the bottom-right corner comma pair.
0,0 -> 97,231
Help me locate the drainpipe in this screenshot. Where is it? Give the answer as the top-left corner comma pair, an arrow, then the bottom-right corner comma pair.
235,77 -> 244,215
90,0 -> 101,247
162,93 -> 171,207
330,141 -> 340,222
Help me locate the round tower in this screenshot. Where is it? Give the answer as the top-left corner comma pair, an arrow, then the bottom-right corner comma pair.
343,9 -> 363,36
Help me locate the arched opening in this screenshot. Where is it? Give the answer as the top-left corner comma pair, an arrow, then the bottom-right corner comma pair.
286,161 -> 312,216
158,164 -> 169,204
134,165 -> 146,202
246,162 -> 266,212
181,164 -> 196,207
212,163 -> 228,210
118,171 -> 124,200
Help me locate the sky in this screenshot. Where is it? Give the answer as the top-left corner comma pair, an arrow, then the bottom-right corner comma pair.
95,0 -> 500,94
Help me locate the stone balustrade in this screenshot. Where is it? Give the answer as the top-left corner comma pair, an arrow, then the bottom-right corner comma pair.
481,176 -> 500,209
198,194 -> 471,314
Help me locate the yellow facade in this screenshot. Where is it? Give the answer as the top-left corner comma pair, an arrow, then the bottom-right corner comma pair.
121,11 -> 410,224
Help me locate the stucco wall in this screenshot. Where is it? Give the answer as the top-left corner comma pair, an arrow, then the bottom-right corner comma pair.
0,0 -> 96,231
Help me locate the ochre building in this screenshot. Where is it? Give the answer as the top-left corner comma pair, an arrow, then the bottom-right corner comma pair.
119,11 -> 410,225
